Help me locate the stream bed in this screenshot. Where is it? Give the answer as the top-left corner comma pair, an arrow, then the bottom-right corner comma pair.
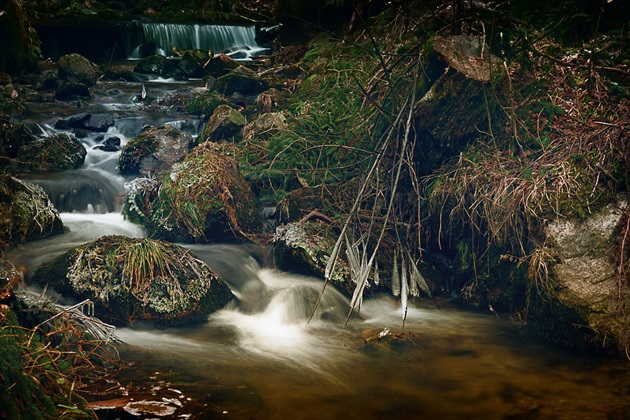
6,58 -> 630,420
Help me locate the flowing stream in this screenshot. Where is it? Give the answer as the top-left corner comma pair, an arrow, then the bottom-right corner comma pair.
6,31 -> 630,419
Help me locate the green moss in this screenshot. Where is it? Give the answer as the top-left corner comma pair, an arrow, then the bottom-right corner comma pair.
148,142 -> 261,242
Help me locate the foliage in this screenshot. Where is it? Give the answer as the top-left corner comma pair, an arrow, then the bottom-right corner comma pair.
1,297 -> 118,419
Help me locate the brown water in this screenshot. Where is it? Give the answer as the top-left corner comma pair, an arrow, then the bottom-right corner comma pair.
111,267 -> 630,420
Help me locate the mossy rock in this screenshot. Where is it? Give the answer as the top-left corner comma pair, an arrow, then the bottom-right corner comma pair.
201,104 -> 246,142
15,133 -> 86,172
148,142 -> 262,243
186,91 -> 225,116
177,52 -> 208,78
0,175 -> 64,249
253,88 -> 292,113
57,53 -> 101,87
54,82 -> 91,101
134,54 -> 181,78
30,235 -> 234,326
119,124 -> 193,176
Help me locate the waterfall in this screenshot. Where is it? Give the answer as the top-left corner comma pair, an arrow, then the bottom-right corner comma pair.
126,23 -> 268,60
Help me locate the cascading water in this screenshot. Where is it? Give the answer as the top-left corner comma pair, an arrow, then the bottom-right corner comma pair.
125,23 -> 269,60
6,66 -> 630,420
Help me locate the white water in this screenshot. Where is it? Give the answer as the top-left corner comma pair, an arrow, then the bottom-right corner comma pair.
125,23 -> 269,60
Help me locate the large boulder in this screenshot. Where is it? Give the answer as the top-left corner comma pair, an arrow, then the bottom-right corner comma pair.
118,125 -> 193,177
201,104 -> 246,142
16,133 -> 87,172
177,52 -> 207,78
0,175 -> 64,248
57,53 -> 101,86
529,199 -> 630,356
30,235 -> 234,326
147,142 -> 262,242
54,112 -> 115,133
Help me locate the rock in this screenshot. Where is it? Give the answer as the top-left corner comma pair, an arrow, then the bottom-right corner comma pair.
254,88 -> 291,113
16,133 -> 87,172
122,177 -> 160,226
134,54 -> 180,78
204,53 -> 240,77
201,104 -> 246,142
30,235 -> 234,326
177,52 -> 207,78
0,175 -> 64,247
433,35 -> 501,82
35,70 -> 61,91
273,221 -> 351,293
94,135 -> 121,152
147,142 -> 262,243
57,53 -> 101,86
55,83 -> 91,100
529,199 -> 630,356
54,112 -> 115,132
244,112 -> 287,139
0,122 -> 36,159
211,72 -> 269,96
118,124 -> 193,176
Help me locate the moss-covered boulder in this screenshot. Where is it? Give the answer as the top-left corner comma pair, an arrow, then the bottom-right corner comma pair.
201,104 -> 246,142
31,235 -> 234,326
118,125 -> 193,176
15,133 -> 86,172
148,142 -> 262,242
244,112 -> 287,138
57,53 -> 101,87
529,199 -> 630,357
0,175 -> 64,249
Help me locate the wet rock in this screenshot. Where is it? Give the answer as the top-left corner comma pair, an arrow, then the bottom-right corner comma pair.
211,72 -> 269,96
201,104 -> 246,142
118,124 -> 193,177
16,133 -> 87,172
30,235 -> 234,326
134,54 -> 180,78
273,221 -> 351,293
94,135 -> 121,152
55,82 -> 91,101
147,142 -> 262,243
122,177 -> 160,226
0,175 -> 64,247
54,112 -> 115,132
529,198 -> 630,356
177,52 -> 207,78
204,53 -> 240,77
57,53 -> 101,86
